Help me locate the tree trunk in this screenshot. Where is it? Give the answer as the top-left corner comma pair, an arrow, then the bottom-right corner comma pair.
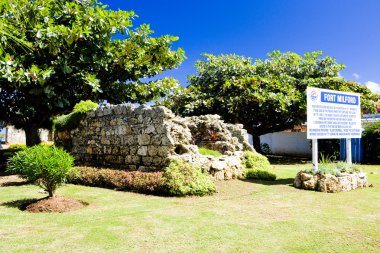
24,124 -> 41,147
252,134 -> 262,153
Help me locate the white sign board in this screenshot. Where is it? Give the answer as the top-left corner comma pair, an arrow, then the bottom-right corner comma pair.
307,87 -> 361,139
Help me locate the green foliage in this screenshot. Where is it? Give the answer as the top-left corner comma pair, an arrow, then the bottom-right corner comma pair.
7,146 -> 74,197
73,100 -> 98,113
68,167 -> 165,194
53,100 -> 98,131
0,0 -> 185,146
245,169 -> 277,181
315,159 -> 361,176
198,147 -> 222,157
362,121 -> 380,164
162,52 -> 379,151
8,144 -> 26,150
242,151 -> 276,181
163,159 -> 216,196
53,112 -> 84,132
260,143 -> 271,154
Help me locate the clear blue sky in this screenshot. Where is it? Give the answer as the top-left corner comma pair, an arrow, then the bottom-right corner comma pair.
104,0 -> 380,93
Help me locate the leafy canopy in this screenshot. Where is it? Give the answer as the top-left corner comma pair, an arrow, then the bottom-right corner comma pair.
0,0 -> 185,145
163,51 -> 378,150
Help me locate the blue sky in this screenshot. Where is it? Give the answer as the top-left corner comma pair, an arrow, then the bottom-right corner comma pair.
107,0 -> 379,91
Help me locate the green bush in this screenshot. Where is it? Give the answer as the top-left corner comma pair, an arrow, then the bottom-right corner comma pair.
362,121 -> 380,164
8,144 -> 26,150
7,146 -> 74,197
198,147 -> 222,157
53,100 -> 98,132
242,151 -> 276,181
69,167 -> 165,194
163,159 -> 216,196
245,169 -> 276,181
73,100 -> 98,113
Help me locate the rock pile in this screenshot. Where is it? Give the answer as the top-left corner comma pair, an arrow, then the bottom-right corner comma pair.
294,171 -> 368,193
54,104 -> 254,180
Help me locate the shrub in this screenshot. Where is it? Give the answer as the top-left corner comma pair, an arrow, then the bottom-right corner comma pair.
8,144 -> 26,150
198,147 -> 222,157
7,146 -> 74,197
53,100 -> 98,132
73,100 -> 98,113
362,121 -> 380,164
163,159 -> 216,196
242,151 -> 276,181
69,167 -> 165,194
245,169 -> 276,181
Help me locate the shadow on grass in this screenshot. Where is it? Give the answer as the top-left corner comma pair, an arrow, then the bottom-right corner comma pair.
0,181 -> 29,187
1,198 -> 39,211
266,155 -> 310,165
240,178 -> 295,186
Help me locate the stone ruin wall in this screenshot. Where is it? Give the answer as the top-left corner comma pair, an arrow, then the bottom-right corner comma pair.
55,104 -> 254,179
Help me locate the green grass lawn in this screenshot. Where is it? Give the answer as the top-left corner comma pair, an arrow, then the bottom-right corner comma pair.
1,161 -> 379,253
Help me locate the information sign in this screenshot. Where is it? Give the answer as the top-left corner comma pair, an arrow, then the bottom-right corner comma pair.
307,87 -> 362,139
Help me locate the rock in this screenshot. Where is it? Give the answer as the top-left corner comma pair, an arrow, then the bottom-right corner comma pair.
210,161 -> 227,171
137,146 -> 148,156
318,174 -> 341,193
300,173 -> 313,181
214,171 -> 225,180
302,177 -> 317,190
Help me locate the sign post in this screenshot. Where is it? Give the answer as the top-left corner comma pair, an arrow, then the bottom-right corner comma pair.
306,87 -> 362,171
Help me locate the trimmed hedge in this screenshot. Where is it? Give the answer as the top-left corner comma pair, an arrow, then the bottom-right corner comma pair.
70,160 -> 216,196
53,100 -> 98,132
69,167 -> 165,194
242,151 -> 276,181
163,159 -> 216,196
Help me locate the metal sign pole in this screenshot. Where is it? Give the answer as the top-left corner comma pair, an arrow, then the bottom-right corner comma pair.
346,138 -> 352,164
312,139 -> 318,173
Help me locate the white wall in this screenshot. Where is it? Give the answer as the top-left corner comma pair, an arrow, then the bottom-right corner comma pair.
5,126 -> 51,144
260,132 -> 311,157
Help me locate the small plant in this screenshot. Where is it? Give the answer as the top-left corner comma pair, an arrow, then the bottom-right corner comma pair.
7,146 -> 74,197
260,143 -> 271,154
163,159 -> 216,196
198,147 -> 222,157
242,151 -> 276,181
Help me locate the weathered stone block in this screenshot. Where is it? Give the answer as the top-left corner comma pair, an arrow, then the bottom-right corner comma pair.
137,146 -> 148,156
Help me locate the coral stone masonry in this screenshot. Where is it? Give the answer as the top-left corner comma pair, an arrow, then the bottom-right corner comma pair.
55,104 -> 254,179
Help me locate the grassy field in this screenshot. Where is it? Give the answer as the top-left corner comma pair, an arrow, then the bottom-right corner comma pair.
0,160 -> 379,253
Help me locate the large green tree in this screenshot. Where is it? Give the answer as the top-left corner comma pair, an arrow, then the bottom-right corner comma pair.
163,51 -> 378,152
0,0 -> 185,146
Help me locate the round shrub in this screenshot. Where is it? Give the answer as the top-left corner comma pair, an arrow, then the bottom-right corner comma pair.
242,151 -> 276,181
73,100 -> 98,113
163,159 -> 216,196
7,146 -> 74,197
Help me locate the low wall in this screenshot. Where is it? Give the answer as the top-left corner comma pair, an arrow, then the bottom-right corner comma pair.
55,104 -> 253,178
260,132 -> 311,157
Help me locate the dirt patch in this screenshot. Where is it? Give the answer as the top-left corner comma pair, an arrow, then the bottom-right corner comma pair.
0,175 -> 27,187
25,196 -> 87,213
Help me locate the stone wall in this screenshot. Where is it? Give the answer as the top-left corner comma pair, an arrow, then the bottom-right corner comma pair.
55,104 -> 253,179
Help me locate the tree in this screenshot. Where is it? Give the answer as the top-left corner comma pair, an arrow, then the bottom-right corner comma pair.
163,52 -> 379,152
0,0 -> 185,146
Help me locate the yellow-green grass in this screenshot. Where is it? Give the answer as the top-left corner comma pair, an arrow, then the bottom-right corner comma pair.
0,162 -> 379,253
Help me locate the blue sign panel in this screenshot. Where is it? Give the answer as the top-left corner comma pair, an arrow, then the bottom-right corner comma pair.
320,92 -> 359,105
